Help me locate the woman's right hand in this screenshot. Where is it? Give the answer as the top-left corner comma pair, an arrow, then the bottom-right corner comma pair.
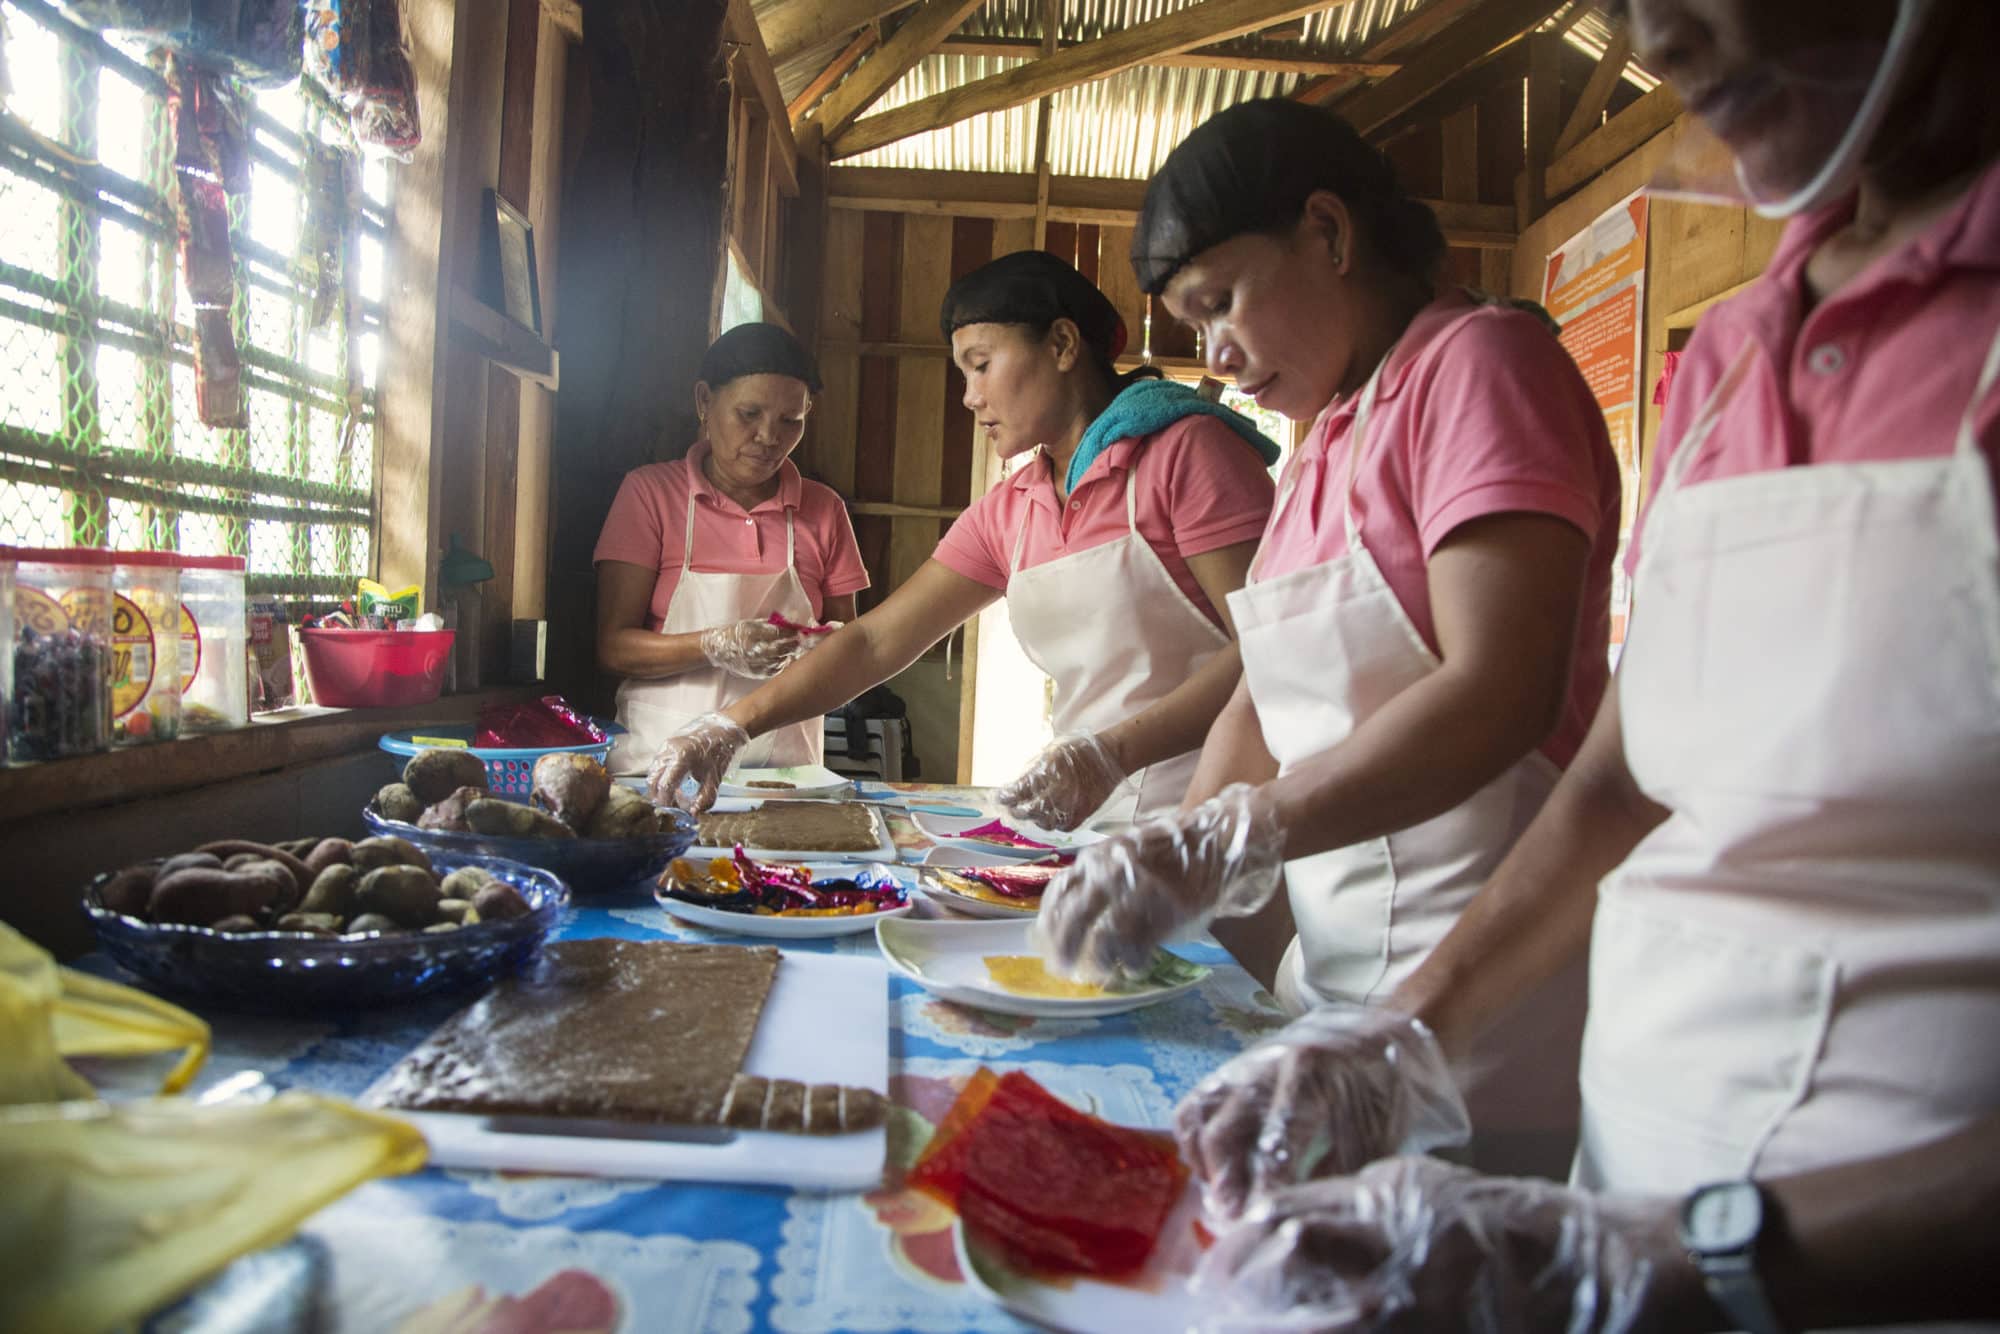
647,712 -> 750,811
1173,1005 -> 1471,1222
699,618 -> 806,679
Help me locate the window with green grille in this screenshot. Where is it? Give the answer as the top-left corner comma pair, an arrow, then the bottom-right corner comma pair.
0,0 -> 388,603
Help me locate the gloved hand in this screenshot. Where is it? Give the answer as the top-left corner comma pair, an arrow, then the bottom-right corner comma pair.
1173,1005 -> 1470,1222
646,712 -> 750,812
996,732 -> 1126,832
1190,1157 -> 1679,1334
699,618 -> 806,679
1031,782 -> 1283,985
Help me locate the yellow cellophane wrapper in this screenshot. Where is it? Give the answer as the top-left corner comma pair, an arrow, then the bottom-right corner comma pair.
0,1092 -> 428,1334
1,924 -> 210,1105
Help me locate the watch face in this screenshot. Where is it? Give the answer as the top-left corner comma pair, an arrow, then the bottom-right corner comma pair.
1684,1180 -> 1764,1253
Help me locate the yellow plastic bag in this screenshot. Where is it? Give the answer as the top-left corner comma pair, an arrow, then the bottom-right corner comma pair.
0,1091 -> 428,1334
0,923 -> 209,1104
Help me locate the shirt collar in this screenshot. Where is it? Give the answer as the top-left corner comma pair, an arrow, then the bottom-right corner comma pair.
685,440 -> 802,514
1314,289 -> 1481,431
1005,438 -> 1142,509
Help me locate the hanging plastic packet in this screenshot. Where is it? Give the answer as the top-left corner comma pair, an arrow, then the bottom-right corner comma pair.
356,579 -> 419,628
167,55 -> 251,429
305,0 -> 422,158
62,0 -> 303,85
247,595 -> 295,710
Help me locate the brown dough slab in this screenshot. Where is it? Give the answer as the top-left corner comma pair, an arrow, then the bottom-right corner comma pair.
370,939 -> 780,1125
698,800 -> 882,853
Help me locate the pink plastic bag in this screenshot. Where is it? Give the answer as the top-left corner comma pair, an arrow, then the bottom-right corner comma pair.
474,695 -> 606,748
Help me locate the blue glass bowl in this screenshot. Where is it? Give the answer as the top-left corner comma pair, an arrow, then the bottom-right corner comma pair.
82,852 -> 569,1013
361,800 -> 697,895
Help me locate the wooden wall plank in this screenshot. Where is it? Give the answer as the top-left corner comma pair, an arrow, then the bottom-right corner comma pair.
890,214 -> 954,592
1044,219 -> 1079,267
1149,293 -> 1198,360
811,207 -> 866,493
1095,225 -> 1146,362
992,217 -> 1036,257
940,217 -> 992,510
1074,223 -> 1101,284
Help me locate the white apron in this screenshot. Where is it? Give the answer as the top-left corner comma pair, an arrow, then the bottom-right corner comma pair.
1230,344 -> 1586,1177
1004,460 -> 1232,822
1574,323 -> 2000,1197
608,488 -> 822,775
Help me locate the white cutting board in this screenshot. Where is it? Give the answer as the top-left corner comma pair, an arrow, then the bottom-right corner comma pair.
379,951 -> 888,1189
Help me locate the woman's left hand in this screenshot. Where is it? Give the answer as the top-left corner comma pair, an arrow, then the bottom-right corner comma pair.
996,732 -> 1126,831
1191,1157 -> 1677,1334
1032,783 -> 1284,983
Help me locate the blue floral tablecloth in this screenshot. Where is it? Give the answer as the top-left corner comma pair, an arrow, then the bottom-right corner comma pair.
113,787 -> 1286,1333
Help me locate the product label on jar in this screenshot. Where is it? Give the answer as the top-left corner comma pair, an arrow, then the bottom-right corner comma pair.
109,593 -> 156,718
179,602 -> 203,690
16,586 -> 69,635
56,586 -> 112,636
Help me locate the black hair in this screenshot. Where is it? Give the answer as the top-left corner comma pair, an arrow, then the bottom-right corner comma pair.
939,249 -> 1162,391
1132,98 -> 1446,295
698,321 -> 823,394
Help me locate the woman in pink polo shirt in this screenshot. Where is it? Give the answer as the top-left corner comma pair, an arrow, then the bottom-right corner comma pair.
647,251 -> 1279,820
1037,98 -> 1621,1178
594,323 -> 869,772
1152,3 -> 2000,1328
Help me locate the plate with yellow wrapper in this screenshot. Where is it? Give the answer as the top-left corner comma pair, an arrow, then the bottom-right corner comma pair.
873,917 -> 1208,1018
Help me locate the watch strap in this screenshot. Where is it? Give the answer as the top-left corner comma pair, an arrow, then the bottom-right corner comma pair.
1701,1248 -> 1788,1334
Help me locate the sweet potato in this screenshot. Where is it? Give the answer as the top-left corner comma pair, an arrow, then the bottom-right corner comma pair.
531,754 -> 611,831
417,785 -> 484,832
147,868 -> 285,927
299,864 -> 360,917
471,881 -> 531,921
194,840 -> 311,895
97,864 -> 157,917
584,783 -> 662,840
438,867 -> 494,900
344,912 -> 404,936
302,838 -> 354,874
465,798 -> 575,840
402,748 -> 488,805
375,782 -> 425,823
354,865 -> 442,927
351,836 -> 433,873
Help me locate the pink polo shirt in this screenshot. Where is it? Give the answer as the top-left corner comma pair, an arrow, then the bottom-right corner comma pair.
1257,293 -> 1620,768
592,442 -> 870,630
1632,156 -> 2000,570
933,415 -> 1276,627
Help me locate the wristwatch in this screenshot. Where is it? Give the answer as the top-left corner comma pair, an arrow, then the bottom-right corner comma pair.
1679,1179 -> 1788,1334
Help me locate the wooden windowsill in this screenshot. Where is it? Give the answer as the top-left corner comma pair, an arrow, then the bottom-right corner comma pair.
0,686 -> 532,824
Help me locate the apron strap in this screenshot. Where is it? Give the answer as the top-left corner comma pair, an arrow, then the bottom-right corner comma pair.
1124,462 -> 1139,534
1634,339 -> 1762,563
1956,318 -> 2000,458
1339,354 -> 1391,555
680,485 -> 700,575
784,507 -> 797,568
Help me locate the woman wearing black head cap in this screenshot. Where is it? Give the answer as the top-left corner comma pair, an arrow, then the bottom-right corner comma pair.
594,322 -> 869,771
1034,99 -> 1621,1179
648,250 -> 1281,824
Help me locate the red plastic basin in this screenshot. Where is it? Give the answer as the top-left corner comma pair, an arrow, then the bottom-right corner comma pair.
299,628 -> 455,708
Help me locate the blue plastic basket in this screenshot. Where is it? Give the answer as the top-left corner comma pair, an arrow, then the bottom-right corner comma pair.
377,719 -> 623,798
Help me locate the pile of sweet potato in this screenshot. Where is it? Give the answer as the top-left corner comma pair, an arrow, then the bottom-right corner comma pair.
375,750 -> 673,841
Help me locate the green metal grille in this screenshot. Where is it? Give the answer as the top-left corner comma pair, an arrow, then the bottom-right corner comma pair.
0,0 -> 388,601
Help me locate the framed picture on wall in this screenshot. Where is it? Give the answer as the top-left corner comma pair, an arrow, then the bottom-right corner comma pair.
480,189 -> 542,336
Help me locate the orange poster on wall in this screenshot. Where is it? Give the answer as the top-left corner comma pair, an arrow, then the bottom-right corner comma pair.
1542,189 -> 1649,534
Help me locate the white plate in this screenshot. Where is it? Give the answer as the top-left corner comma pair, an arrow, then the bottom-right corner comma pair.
690,800 -> 898,864
717,764 -> 854,800
917,857 -> 1054,920
952,1179 -> 1205,1334
655,861 -> 919,938
908,811 -> 1105,860
874,917 -> 1207,1018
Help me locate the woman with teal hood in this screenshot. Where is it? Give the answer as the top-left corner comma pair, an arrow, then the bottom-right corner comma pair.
648,250 -> 1280,828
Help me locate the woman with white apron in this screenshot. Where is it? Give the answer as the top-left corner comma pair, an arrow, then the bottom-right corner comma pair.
1035,99 -> 1620,1180
1169,2 -> 2000,1327
594,322 -> 868,774
646,251 -> 1278,820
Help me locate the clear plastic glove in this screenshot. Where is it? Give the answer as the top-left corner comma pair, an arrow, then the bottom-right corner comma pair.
1174,1005 -> 1470,1222
1191,1157 -> 1675,1334
699,618 -> 806,679
646,711 -> 749,812
996,732 -> 1126,832
1031,782 -> 1283,985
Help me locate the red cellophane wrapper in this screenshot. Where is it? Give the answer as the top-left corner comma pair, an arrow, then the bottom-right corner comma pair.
474,695 -> 607,748
906,1069 -> 1188,1279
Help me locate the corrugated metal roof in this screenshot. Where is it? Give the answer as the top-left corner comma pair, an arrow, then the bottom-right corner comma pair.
771,0 -> 1655,177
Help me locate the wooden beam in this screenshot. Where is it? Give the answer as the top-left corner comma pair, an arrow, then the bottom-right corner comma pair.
832,0 -> 1337,160
539,0 -> 581,43
725,0 -> 798,194
1370,38 -> 1527,146
788,25 -> 878,125
1518,31 -> 1562,224
1031,0 -> 1057,249
450,285 -> 560,389
1552,24 -> 1632,160
828,168 -> 1519,247
937,34 -> 1399,78
1296,0 -> 1486,104
852,500 -> 964,519
763,0 -> 910,68
1338,0 -> 1568,136
803,0 -> 986,146
1545,80 -> 1681,198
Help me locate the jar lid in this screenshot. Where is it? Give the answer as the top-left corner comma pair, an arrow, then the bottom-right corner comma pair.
113,550 -> 186,570
1,546 -> 122,567
177,554 -> 247,572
